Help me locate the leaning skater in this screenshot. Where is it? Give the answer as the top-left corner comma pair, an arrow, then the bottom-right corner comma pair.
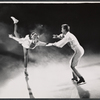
46,24 -> 86,85
9,16 -> 47,76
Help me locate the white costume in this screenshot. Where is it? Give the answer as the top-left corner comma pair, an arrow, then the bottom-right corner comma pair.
53,32 -> 84,66
11,35 -> 46,49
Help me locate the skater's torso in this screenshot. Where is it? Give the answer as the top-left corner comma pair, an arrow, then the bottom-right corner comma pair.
18,35 -> 46,49
54,32 -> 84,54
64,32 -> 80,50
18,35 -> 39,49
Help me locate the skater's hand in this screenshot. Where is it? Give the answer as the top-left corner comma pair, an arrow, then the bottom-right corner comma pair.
53,34 -> 58,38
24,68 -> 28,76
9,34 -> 13,38
46,43 -> 53,46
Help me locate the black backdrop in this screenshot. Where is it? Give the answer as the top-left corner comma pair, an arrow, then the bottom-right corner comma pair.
0,3 -> 100,53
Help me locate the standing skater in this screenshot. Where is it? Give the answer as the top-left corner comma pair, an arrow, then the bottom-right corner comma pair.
46,24 -> 85,85
9,16 -> 47,76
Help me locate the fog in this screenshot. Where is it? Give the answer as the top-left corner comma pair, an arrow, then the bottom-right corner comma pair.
0,3 -> 100,98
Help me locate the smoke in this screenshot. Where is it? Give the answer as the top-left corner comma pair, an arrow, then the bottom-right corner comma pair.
0,19 -> 100,98
0,22 -> 70,88
0,4 -> 100,98
79,51 -> 100,68
0,22 -> 24,88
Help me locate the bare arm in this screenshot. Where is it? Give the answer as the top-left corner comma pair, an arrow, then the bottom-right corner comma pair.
37,41 -> 47,46
30,41 -> 47,49
46,36 -> 69,48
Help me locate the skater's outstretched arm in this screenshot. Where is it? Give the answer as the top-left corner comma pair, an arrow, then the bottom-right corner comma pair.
37,41 -> 47,46
46,35 -> 68,48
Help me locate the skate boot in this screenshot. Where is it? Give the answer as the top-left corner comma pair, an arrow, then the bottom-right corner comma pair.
71,72 -> 78,82
77,76 -> 86,85
72,77 -> 78,82
11,16 -> 19,24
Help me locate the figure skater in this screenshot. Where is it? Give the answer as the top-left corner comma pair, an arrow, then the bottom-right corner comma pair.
46,24 -> 86,85
9,16 -> 47,76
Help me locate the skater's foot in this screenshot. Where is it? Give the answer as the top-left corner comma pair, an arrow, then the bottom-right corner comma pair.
72,72 -> 78,82
77,77 -> 86,85
11,16 -> 19,24
72,77 -> 78,81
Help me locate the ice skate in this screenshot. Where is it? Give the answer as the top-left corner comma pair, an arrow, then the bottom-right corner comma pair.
72,72 -> 78,83
77,77 -> 86,85
72,77 -> 78,82
11,16 -> 19,24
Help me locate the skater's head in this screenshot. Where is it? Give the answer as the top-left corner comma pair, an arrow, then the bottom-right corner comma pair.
29,32 -> 39,42
29,24 -> 43,41
61,24 -> 70,34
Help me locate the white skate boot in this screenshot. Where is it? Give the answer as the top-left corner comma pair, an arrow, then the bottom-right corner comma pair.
11,16 -> 19,24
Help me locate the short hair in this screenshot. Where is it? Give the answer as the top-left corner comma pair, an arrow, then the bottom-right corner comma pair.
29,32 -> 39,39
61,24 -> 70,32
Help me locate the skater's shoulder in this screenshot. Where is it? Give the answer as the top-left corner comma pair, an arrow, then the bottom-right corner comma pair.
67,32 -> 76,37
25,34 -> 30,39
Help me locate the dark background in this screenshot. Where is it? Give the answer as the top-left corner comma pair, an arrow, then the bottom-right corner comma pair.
0,3 -> 100,97
0,3 -> 100,56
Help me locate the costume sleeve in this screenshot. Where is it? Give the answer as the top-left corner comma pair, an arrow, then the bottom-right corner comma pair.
53,36 -> 69,48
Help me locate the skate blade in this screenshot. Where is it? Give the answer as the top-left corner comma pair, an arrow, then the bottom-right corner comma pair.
72,80 -> 78,84
77,82 -> 86,85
